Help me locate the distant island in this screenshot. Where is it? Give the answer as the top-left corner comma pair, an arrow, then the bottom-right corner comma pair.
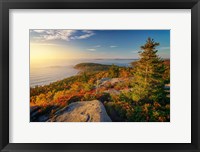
74,63 -> 112,72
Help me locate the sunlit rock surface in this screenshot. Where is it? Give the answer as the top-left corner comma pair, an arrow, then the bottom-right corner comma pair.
48,100 -> 112,122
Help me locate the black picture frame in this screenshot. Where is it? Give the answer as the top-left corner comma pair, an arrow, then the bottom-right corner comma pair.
0,0 -> 200,151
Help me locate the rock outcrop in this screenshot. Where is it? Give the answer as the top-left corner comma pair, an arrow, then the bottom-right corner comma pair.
48,100 -> 112,122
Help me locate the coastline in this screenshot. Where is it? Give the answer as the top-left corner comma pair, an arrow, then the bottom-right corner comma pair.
30,59 -> 137,87
30,59 -> 170,88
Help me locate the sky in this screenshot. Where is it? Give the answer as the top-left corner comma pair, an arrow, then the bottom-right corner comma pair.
30,30 -> 170,65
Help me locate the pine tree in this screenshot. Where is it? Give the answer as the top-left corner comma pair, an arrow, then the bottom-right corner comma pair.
132,37 -> 166,103
82,72 -> 89,82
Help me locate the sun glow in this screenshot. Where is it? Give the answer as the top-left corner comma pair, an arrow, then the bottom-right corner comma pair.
30,43 -> 81,67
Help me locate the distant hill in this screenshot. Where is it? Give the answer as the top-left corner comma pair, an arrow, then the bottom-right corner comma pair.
74,63 -> 112,72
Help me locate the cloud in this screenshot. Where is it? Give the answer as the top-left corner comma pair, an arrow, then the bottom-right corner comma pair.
94,45 -> 101,48
87,48 -> 96,51
132,50 -> 138,53
30,42 -> 65,47
44,30 -> 76,41
31,30 -> 95,41
33,30 -> 46,33
159,46 -> 170,50
31,30 -> 76,41
110,45 -> 118,48
71,30 -> 94,40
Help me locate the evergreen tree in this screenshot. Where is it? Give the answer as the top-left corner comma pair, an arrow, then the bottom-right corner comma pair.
82,72 -> 89,82
132,37 -> 166,102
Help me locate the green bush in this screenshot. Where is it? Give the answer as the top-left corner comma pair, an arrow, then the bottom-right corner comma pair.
119,92 -> 133,104
104,101 -> 134,122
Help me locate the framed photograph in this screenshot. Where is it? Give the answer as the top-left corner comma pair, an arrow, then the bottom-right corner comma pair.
0,0 -> 200,151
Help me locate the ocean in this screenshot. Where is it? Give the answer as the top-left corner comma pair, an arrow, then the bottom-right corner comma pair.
30,59 -> 137,87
